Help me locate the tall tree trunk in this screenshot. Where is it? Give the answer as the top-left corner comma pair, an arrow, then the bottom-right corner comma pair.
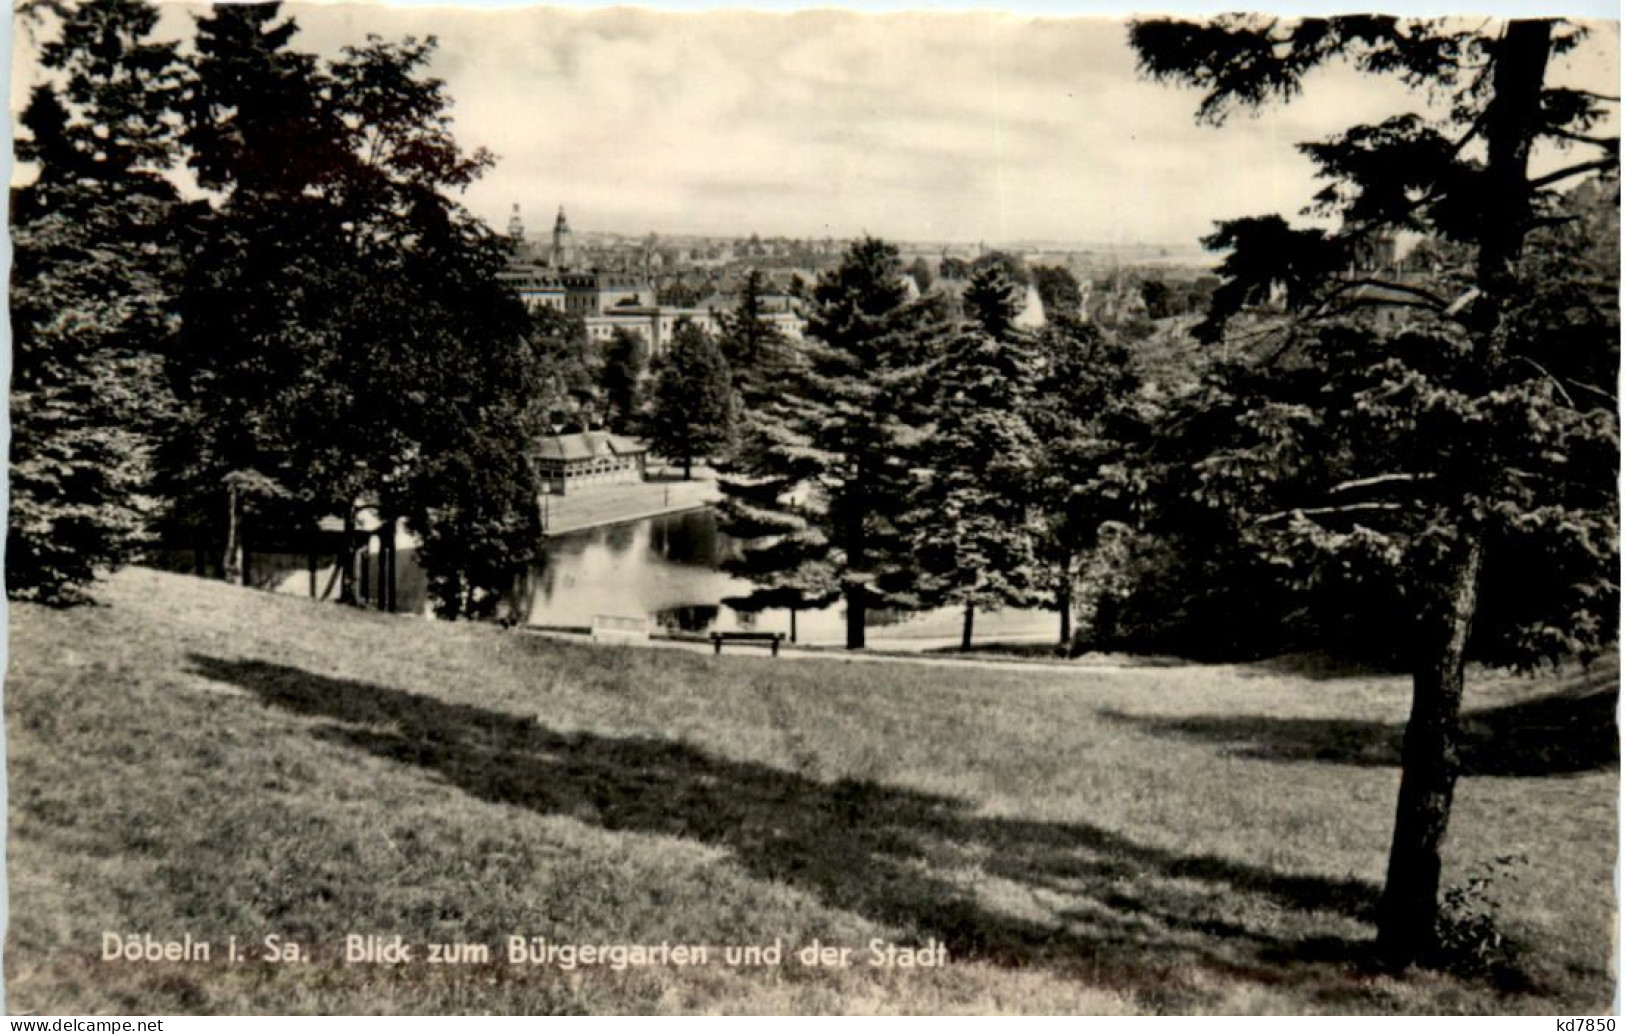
961,601 -> 975,652
222,484 -> 243,586
338,507 -> 358,605
307,522 -> 319,599
1474,20 -> 1551,311
683,454 -> 692,481
1376,536 -> 1483,965
789,606 -> 798,645
383,518 -> 397,613
1058,573 -> 1073,649
1374,20 -> 1551,967
844,586 -> 866,650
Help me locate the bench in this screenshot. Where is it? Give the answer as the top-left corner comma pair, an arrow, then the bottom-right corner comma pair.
710,631 -> 787,657
591,614 -> 650,644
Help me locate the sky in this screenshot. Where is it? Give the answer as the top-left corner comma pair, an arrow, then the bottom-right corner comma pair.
10,3 -> 1620,248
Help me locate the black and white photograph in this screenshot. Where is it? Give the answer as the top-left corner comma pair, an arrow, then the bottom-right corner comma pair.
3,0 -> 1619,1016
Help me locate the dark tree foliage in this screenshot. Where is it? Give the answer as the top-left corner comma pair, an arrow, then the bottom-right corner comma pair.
909,267 -> 1044,650
1031,264 -> 1085,319
599,327 -> 648,429
644,322 -> 736,481
1027,316 -> 1146,649
717,238 -> 941,648
968,249 -> 1030,286
163,2 -> 354,580
165,6 -> 545,613
1129,14 -> 1618,964
717,268 -> 792,408
530,307 -> 602,430
1139,277 -> 1174,320
907,255 -> 935,293
9,0 -> 183,603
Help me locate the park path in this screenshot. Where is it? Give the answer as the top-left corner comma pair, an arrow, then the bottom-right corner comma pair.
517,626 -> 1169,676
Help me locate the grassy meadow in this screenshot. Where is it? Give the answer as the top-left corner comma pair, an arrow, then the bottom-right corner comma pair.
4,567 -> 1616,1014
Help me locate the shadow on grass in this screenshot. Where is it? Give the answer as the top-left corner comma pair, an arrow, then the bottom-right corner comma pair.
191,653 -> 1418,1004
1104,668 -> 1618,778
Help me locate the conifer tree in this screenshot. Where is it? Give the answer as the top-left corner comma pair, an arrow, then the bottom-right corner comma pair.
910,267 -> 1044,650
718,238 -> 940,649
718,268 -> 791,407
1129,15 -> 1619,963
9,0 -> 183,602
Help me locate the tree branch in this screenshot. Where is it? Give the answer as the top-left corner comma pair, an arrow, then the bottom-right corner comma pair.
1529,157 -> 1619,190
1328,472 -> 1434,494
1257,501 -> 1407,524
1546,127 -> 1619,149
1326,277 -> 1450,309
1311,298 -> 1447,322
1514,355 -> 1575,406
1567,379 -> 1619,407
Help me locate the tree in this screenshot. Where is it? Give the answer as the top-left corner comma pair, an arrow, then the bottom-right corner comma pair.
599,328 -> 648,429
1140,277 -> 1174,320
1027,316 -> 1145,648
1032,264 -> 1085,319
717,268 -> 790,407
167,9 -> 546,613
1129,15 -> 1618,965
163,1 -> 353,584
9,0 -> 183,603
716,238 -> 941,648
907,255 -> 936,293
529,307 -> 601,429
910,266 -> 1044,650
644,322 -> 735,480
969,249 -> 1030,285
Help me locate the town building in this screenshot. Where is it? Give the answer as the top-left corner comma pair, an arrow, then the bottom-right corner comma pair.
534,431 -> 649,495
499,202 -> 807,355
583,305 -> 805,356
499,204 -> 656,315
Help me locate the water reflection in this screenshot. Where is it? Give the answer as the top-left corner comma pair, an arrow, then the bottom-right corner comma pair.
653,604 -> 721,634
274,508 -> 1057,647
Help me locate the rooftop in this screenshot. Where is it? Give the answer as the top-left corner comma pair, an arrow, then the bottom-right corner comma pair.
536,430 -> 649,462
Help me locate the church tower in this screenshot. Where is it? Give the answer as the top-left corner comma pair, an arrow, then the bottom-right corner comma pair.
550,205 -> 576,270
506,203 -> 526,260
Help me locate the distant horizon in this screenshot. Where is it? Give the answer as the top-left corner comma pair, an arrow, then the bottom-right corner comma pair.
517,208 -> 1225,258
11,5 -> 1618,249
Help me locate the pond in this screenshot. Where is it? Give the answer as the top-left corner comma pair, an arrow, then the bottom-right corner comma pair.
274,508 -> 1061,649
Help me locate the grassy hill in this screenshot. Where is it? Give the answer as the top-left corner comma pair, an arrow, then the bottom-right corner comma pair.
5,568 -> 1615,1014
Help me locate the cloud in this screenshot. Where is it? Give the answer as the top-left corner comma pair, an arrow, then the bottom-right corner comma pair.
14,4 -> 1619,246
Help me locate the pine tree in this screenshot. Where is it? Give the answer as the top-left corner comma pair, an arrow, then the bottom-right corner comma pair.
717,268 -> 791,407
9,0 -> 183,603
717,238 -> 941,649
910,267 -> 1044,650
1129,15 -> 1619,964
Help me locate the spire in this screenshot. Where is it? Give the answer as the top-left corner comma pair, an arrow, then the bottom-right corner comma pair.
550,204 -> 575,270
507,203 -> 525,242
